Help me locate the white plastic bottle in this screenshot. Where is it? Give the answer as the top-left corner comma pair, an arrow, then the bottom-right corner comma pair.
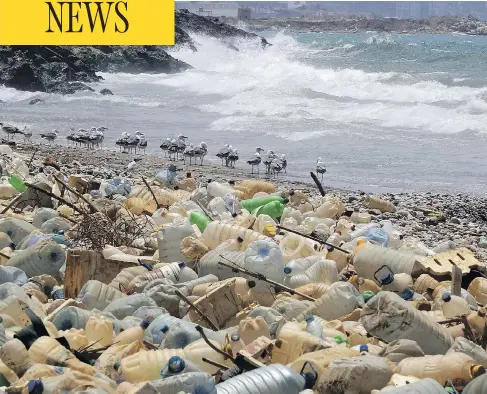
305,315 -> 324,339
114,319 -> 150,346
440,292 -> 471,318
381,220 -> 404,249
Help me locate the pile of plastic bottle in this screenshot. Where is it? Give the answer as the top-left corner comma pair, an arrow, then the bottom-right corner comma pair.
0,145 -> 487,393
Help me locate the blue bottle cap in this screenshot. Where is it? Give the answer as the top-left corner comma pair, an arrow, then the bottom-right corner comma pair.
284,267 -> 292,274
178,262 -> 186,268
167,356 -> 185,373
27,379 -> 43,394
113,361 -> 121,370
401,288 -> 414,301
359,344 -> 369,353
442,292 -> 452,302
140,319 -> 150,329
237,236 -> 244,243
305,315 -> 314,323
302,372 -> 316,389
231,332 -> 240,341
378,271 -> 394,286
160,324 -> 169,333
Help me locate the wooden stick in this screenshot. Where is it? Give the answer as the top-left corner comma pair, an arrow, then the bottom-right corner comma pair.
1,195 -> 23,214
28,148 -> 38,168
202,357 -> 229,371
193,198 -> 214,220
218,259 -> 316,301
310,171 -> 326,197
142,176 -> 161,209
0,251 -> 10,260
461,315 -> 478,344
195,326 -> 236,363
276,225 -> 351,254
24,182 -> 85,216
53,175 -> 100,214
174,289 -> 219,331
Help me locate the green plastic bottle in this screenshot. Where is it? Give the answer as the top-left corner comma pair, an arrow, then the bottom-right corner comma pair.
8,174 -> 26,192
241,196 -> 286,212
252,201 -> 285,221
361,290 -> 375,302
189,211 -> 211,232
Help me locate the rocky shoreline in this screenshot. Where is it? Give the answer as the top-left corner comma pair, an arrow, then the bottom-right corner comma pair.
243,15 -> 487,36
0,10 -> 269,95
10,142 -> 487,263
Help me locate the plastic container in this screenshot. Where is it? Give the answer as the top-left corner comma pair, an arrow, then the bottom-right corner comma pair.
315,197 -> 344,219
216,364 -> 307,394
361,291 -> 454,355
151,372 -> 216,394
352,243 -> 422,280
438,292 -> 471,318
364,195 -> 396,213
207,182 -> 238,198
114,319 -> 150,346
189,211 -> 211,232
305,315 -> 324,339
76,280 -> 126,311
397,353 -> 484,385
129,262 -> 197,293
32,208 -> 59,229
279,234 -> 317,263
284,259 -> 339,289
85,316 -> 114,348
157,218 -> 195,263
298,282 -> 362,321
202,221 -> 268,250
253,201 -> 285,221
241,196 -> 285,213
6,240 -> 65,278
468,277 -> 487,306
244,240 -> 285,291
238,317 -> 271,345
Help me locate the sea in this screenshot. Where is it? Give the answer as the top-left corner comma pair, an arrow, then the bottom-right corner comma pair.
1,31 -> 487,195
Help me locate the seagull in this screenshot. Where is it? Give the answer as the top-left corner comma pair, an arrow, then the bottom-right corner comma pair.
193,142 -> 208,166
316,157 -> 326,181
263,150 -> 278,174
88,128 -> 104,150
168,138 -> 178,161
40,129 -> 59,144
216,144 -> 231,166
125,133 -> 141,154
135,131 -> 147,154
247,148 -> 264,174
183,143 -> 195,165
270,158 -> 284,177
227,148 -> 239,168
22,130 -> 33,143
116,132 -> 131,152
175,134 -> 188,160
280,154 -> 287,173
0,123 -> 27,140
160,138 -> 172,157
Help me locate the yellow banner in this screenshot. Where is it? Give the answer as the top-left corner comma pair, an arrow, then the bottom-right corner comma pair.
0,0 -> 175,45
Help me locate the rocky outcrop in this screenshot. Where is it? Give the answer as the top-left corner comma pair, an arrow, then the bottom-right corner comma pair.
0,10 -> 270,95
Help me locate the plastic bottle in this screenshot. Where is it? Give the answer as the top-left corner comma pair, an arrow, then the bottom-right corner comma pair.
6,240 -> 65,278
215,236 -> 244,252
244,240 -> 285,291
350,208 -> 360,224
279,234 -> 317,262
76,280 -> 127,311
241,196 -> 285,213
381,220 -> 404,249
114,319 -> 150,346
252,201 -> 285,221
201,221 -> 268,250
216,364 -> 309,394
397,353 -> 485,386
159,356 -> 202,378
128,262 -> 197,293
325,230 -> 342,251
198,250 -> 246,280
298,200 -> 313,214
357,210 -> 371,224
348,223 -> 380,240
467,308 -> 487,335
284,259 -> 339,289
157,218 -> 195,263
305,315 -> 324,339
468,278 -> 487,305
366,227 -> 389,247
364,195 -> 396,213
32,208 -> 59,229
85,316 -> 114,348
315,197 -> 344,219
189,211 -> 211,233
109,266 -> 149,291
440,292 -> 471,318
207,182 -> 237,198
51,306 -> 96,331
375,266 -> 414,298
361,291 -> 454,355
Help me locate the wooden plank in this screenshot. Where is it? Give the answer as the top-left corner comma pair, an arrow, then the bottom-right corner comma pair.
64,249 -> 138,299
451,265 -> 463,296
415,247 -> 485,277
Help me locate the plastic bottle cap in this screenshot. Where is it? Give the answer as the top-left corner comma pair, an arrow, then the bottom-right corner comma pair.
160,325 -> 169,333
113,361 -> 121,370
236,236 -> 244,243
229,180 -> 235,185
168,356 -> 185,373
471,365 -> 486,378
186,172 -> 192,178
479,308 -> 486,317
174,186 -> 180,190
27,379 -> 43,394
247,280 -> 256,289
378,271 -> 394,286
305,315 -> 314,322
140,319 -> 150,329
282,198 -> 289,204
231,332 -> 240,341
284,267 -> 292,274
8,243 -> 15,250
401,288 -> 414,300
232,213 -> 238,218
207,179 -> 212,183
178,262 -> 186,268
359,344 -> 369,352
442,292 -> 452,302
302,372 -> 316,390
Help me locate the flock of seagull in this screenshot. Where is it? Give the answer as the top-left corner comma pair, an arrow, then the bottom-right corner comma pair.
0,122 -> 328,178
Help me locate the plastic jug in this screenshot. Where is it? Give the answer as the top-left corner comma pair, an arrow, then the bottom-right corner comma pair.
6,240 -> 65,278
361,292 -> 454,355
76,280 -> 127,311
397,353 -> 484,385
253,215 -> 277,236
284,259 -> 339,289
85,316 -> 114,348
216,364 -> 308,394
214,237 -> 244,252
0,338 -> 33,377
198,250 -> 246,280
468,277 -> 487,306
114,319 -> 150,346
364,195 -> 396,213
305,315 -> 324,339
51,306 -> 96,331
238,317 -> 271,345
189,211 -> 211,232
241,196 -> 285,213
244,240 -> 285,291
32,208 -> 59,229
58,328 -> 89,350
279,234 -> 317,263
201,221 -> 268,250
375,266 -> 414,299
448,337 -> 487,368
109,266 -> 149,291
207,181 -> 238,199
438,292 -> 471,318
104,293 -> 156,320
151,372 -> 216,394
157,218 -> 195,263
315,197 -> 344,219
253,201 -> 285,221
298,282 -> 363,322
467,308 -> 487,335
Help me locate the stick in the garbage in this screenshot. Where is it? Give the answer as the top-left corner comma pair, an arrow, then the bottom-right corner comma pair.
195,325 -> 236,363
53,175 -> 100,215
28,149 -> 38,168
276,225 -> 351,254
461,315 -> 478,344
193,198 -> 214,220
310,171 -> 326,197
482,324 -> 487,350
451,265 -> 462,297
218,258 -> 316,302
24,181 -> 86,216
1,194 -> 23,214
174,289 -> 219,331
202,357 -> 229,371
142,176 -> 161,209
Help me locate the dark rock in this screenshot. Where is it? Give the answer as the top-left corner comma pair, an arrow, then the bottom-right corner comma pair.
29,98 -> 43,105
450,217 -> 461,224
100,88 -> 113,96
48,82 -> 94,95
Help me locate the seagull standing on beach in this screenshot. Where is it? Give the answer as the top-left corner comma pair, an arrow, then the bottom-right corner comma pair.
263,150 -> 278,174
216,144 -> 231,166
40,129 -> 59,144
247,148 -> 264,174
160,138 -> 172,157
116,132 -> 130,152
135,131 -> 147,154
183,143 -> 195,165
193,142 -> 208,166
227,148 -> 239,168
280,154 -> 287,173
316,157 -> 326,181
0,123 -> 27,140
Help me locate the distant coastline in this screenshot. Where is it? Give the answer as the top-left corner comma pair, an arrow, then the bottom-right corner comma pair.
240,15 -> 487,36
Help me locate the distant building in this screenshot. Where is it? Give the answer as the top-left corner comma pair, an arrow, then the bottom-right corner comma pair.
176,2 -> 239,18
238,7 -> 252,21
